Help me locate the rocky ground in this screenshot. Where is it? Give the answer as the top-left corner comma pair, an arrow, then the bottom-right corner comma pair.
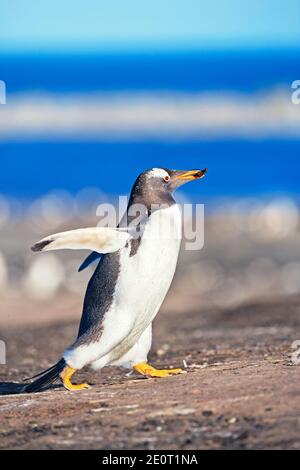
0,294 -> 300,450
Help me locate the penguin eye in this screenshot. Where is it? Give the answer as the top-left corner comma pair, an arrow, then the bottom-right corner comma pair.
163,175 -> 170,182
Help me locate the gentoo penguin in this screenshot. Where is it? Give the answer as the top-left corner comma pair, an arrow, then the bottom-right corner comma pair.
23,168 -> 207,392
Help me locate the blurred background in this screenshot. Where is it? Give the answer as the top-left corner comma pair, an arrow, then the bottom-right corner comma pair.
0,0 -> 300,328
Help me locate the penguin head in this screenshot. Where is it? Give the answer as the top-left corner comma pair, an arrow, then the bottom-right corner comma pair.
131,168 -> 207,206
139,167 -> 207,193
129,167 -> 207,207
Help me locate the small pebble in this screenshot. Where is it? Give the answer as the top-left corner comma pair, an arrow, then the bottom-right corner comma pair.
228,417 -> 237,424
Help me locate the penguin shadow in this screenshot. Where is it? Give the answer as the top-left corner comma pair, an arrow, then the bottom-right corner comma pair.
0,381 -> 61,395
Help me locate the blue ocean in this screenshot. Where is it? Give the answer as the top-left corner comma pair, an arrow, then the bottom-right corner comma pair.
0,50 -> 299,201
1,50 -> 299,94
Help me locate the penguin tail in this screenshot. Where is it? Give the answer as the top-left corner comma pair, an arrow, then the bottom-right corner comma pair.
22,359 -> 66,393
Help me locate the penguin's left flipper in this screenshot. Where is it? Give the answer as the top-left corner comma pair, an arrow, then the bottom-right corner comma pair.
31,227 -> 131,254
133,362 -> 185,378
78,251 -> 102,272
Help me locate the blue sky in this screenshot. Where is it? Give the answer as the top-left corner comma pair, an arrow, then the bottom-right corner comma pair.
1,0 -> 300,51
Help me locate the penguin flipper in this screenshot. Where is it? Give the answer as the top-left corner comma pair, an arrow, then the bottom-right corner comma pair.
78,251 -> 102,272
31,227 -> 130,255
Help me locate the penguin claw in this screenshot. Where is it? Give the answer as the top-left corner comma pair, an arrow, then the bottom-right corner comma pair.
133,362 -> 184,378
59,365 -> 91,391
144,368 -> 183,378
63,382 -> 91,391
145,368 -> 184,378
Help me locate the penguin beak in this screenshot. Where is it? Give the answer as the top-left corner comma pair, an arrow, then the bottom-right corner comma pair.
175,169 -> 208,181
168,168 -> 207,192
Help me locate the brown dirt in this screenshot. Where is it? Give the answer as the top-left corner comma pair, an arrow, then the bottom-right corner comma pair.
0,295 -> 300,450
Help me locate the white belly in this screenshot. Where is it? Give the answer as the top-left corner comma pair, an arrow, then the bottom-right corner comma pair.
108,204 -> 182,360
65,204 -> 182,369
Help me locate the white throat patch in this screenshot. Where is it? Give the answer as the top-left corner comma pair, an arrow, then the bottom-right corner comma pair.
147,168 -> 169,179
